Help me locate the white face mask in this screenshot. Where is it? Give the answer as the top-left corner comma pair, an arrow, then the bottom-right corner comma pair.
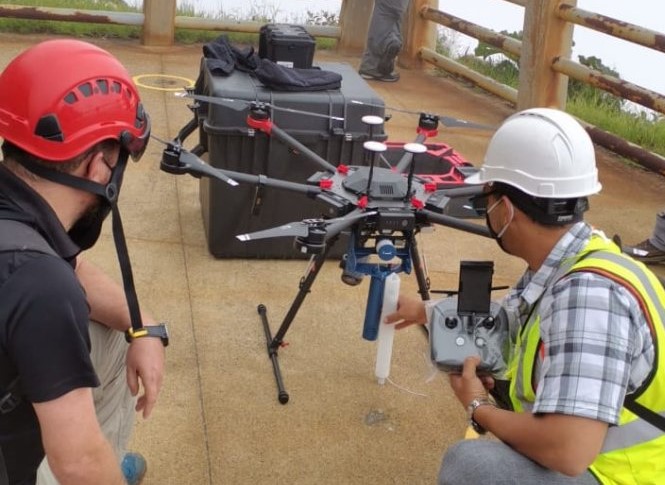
486,196 -> 514,241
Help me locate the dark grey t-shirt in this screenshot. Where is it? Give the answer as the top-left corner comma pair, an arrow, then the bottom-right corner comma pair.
0,165 -> 98,485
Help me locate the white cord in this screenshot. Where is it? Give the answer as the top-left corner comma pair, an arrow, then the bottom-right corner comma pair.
385,376 -> 429,397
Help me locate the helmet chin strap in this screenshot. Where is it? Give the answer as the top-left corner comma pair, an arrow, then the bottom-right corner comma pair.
18,154 -> 144,332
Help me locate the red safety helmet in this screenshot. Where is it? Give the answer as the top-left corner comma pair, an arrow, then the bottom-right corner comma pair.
0,39 -> 150,163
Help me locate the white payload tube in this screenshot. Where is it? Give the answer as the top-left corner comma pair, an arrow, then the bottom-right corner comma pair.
375,273 -> 400,385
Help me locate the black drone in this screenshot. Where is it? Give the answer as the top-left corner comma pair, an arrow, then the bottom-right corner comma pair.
160,95 -> 492,404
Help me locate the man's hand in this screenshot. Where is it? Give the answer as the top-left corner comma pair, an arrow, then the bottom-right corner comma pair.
384,295 -> 427,329
448,356 -> 493,408
126,336 -> 165,419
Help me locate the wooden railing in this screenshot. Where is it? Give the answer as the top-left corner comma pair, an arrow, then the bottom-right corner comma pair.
0,0 -> 662,173
416,0 -> 665,174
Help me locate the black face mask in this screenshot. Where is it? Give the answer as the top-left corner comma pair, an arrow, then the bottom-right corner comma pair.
68,196 -> 111,250
67,152 -> 127,250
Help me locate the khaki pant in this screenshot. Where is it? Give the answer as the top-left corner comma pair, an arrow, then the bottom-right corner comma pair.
36,322 -> 136,485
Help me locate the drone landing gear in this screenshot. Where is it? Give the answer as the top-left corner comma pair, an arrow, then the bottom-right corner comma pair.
258,237 -> 337,404
257,234 -> 431,404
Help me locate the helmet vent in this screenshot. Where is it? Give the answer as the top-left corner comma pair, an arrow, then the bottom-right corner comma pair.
35,114 -> 64,142
96,79 -> 109,94
64,92 -> 77,104
78,82 -> 93,97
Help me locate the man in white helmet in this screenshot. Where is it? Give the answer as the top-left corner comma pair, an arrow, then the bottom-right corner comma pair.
386,108 -> 665,484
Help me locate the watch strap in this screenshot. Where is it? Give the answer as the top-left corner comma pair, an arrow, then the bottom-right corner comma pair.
125,324 -> 169,347
467,398 -> 493,435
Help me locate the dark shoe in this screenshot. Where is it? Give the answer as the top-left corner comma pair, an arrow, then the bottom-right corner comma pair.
359,69 -> 400,82
122,452 -> 147,485
623,239 -> 665,264
378,40 -> 401,75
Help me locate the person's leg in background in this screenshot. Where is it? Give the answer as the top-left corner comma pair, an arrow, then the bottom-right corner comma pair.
359,0 -> 411,82
624,211 -> 665,263
36,322 -> 144,485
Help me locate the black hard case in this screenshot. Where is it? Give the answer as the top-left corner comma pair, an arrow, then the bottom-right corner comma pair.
259,24 -> 316,69
197,61 -> 386,259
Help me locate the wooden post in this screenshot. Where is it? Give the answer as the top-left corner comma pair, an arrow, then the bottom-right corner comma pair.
517,0 -> 576,110
337,0 -> 375,55
401,0 -> 438,69
142,0 -> 176,46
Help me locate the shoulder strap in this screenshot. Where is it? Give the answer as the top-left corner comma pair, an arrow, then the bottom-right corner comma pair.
623,394 -> 665,432
0,219 -> 57,256
0,219 -> 57,414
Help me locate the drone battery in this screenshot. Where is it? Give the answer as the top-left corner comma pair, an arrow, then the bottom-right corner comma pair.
259,24 -> 316,69
196,61 -> 386,259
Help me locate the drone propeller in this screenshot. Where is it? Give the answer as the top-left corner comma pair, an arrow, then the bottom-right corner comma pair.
236,210 -> 376,243
178,92 -> 345,122
349,100 -> 494,131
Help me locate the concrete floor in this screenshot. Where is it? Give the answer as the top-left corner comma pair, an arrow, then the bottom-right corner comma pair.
1,33 -> 664,485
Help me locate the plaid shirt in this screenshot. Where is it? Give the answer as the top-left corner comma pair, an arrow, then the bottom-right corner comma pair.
502,222 -> 655,425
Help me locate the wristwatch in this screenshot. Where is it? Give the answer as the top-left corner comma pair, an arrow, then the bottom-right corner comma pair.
466,398 -> 493,435
125,324 -> 169,347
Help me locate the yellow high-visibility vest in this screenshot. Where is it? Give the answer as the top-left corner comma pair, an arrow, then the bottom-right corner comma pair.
507,235 -> 665,485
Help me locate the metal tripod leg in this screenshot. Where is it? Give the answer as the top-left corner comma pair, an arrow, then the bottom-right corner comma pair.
409,233 -> 432,338
409,232 -> 431,302
258,238 -> 337,404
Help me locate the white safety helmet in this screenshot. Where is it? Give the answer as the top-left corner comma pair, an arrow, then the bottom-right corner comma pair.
465,108 -> 602,198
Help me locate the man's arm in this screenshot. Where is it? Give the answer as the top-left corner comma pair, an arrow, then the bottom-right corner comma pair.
75,255 -> 165,418
74,255 -> 148,331
451,357 -> 608,476
33,388 -> 125,485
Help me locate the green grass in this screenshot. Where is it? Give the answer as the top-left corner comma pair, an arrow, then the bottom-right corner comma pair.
451,54 -> 665,158
0,0 -> 338,47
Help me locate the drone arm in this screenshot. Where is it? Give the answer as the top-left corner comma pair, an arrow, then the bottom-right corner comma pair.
420,209 -> 491,238
269,124 -> 338,173
323,209 -> 375,241
437,185 -> 485,198
220,168 -> 323,198
161,144 -> 322,197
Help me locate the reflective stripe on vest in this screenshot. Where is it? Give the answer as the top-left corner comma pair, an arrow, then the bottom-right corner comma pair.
507,234 -> 665,484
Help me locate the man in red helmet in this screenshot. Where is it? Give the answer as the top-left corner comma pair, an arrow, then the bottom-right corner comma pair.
0,39 -> 166,485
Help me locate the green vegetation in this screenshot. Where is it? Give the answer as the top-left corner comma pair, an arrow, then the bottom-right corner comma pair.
0,0 -> 339,47
439,29 -> 665,157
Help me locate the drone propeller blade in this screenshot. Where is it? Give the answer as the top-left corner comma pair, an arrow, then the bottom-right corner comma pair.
349,100 -> 494,131
181,93 -> 249,112
182,93 -> 344,121
236,222 -> 310,242
236,210 -> 376,243
268,105 -> 345,122
437,116 -> 494,131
